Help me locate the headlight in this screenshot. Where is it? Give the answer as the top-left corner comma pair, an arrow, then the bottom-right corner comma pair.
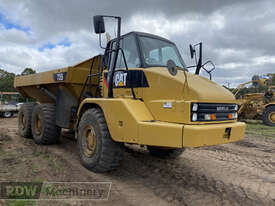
192,113 -> 198,121
234,105 -> 238,111
228,112 -> 238,119
232,112 -> 238,119
192,103 -> 198,111
204,114 -> 216,121
204,114 -> 211,121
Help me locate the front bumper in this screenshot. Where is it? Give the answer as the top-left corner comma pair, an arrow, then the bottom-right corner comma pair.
183,122 -> 246,147
138,121 -> 246,148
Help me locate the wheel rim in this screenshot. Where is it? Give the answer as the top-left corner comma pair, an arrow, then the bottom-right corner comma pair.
82,125 -> 97,157
3,112 -> 12,118
35,114 -> 42,135
268,112 -> 275,123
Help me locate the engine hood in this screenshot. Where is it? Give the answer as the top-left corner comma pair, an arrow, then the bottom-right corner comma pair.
183,72 -> 236,103
143,67 -> 236,103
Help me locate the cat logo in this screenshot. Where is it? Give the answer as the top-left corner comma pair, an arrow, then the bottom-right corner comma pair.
114,71 -> 127,87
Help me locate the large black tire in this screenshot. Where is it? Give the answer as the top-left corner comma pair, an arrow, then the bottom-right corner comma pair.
18,103 -> 36,138
31,104 -> 61,144
77,108 -> 124,173
262,106 -> 275,126
147,146 -> 185,159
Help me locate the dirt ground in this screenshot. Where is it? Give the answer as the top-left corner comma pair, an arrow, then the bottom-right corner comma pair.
0,116 -> 275,206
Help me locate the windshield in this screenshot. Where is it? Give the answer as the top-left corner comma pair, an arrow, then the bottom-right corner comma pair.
139,36 -> 186,69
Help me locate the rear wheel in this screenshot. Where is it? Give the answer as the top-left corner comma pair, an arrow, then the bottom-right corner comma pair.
18,103 -> 36,138
77,108 -> 124,173
3,111 -> 13,118
31,104 -> 61,144
262,106 -> 275,126
147,146 -> 184,159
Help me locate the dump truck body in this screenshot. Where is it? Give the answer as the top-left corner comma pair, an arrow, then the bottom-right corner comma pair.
15,57 -> 102,128
14,58 -> 100,103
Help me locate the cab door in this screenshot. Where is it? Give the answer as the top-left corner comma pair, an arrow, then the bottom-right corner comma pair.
106,34 -> 143,99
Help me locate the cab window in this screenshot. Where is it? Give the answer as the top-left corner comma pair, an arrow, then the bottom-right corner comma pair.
109,34 -> 141,70
139,36 -> 186,68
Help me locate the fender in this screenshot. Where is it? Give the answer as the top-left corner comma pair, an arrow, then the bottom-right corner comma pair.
265,103 -> 275,108
76,98 -> 153,143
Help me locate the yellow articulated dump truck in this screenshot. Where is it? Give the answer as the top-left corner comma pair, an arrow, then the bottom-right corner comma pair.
14,15 -> 246,173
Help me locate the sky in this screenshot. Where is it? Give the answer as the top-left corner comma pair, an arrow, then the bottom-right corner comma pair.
0,0 -> 274,87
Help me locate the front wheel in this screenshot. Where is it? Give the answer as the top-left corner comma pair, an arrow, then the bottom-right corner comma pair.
262,106 -> 275,126
77,108 -> 124,173
147,146 -> 185,159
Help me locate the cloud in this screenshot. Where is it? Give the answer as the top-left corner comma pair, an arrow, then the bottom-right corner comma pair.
0,27 -> 31,45
0,11 -> 30,34
0,0 -> 274,87
0,30 -> 100,73
38,38 -> 72,52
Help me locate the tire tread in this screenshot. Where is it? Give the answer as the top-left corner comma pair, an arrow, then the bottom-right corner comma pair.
18,103 -> 36,138
262,105 -> 275,126
32,104 -> 61,145
78,108 -> 124,173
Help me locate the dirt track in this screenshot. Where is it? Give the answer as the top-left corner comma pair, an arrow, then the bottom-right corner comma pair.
0,117 -> 275,206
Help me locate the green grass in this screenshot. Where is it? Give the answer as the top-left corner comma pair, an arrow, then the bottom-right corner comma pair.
31,151 -> 43,157
41,154 -> 60,170
34,178 -> 43,183
245,123 -> 275,138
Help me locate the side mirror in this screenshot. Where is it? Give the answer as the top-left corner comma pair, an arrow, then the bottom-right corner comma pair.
93,15 -> 105,34
189,44 -> 195,59
167,59 -> 177,76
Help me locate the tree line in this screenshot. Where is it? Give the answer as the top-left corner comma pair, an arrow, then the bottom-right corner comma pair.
0,68 -> 36,102
0,68 -> 36,92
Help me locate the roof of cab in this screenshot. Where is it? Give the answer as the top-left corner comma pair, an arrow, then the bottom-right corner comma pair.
111,31 -> 175,45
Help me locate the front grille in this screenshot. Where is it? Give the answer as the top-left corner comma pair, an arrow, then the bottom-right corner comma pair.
192,103 -> 237,121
